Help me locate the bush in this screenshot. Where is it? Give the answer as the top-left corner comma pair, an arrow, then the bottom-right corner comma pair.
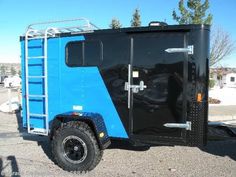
209,97 -> 221,104
209,79 -> 215,88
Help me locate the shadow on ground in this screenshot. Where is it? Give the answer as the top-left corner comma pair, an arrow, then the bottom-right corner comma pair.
108,139 -> 151,151
202,139 -> 236,161
0,155 -> 20,177
201,126 -> 236,161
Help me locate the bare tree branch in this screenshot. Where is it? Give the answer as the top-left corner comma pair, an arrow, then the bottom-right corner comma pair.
210,28 -> 235,66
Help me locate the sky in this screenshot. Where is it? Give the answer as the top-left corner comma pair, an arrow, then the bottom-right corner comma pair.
0,0 -> 235,66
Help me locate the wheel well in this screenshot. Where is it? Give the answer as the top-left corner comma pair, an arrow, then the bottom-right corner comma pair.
50,116 -> 104,149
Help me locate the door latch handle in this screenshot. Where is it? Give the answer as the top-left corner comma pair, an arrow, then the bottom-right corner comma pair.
125,64 -> 147,108
124,81 -> 147,93
139,81 -> 147,91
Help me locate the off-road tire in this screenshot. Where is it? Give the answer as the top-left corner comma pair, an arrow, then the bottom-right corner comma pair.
51,121 -> 103,172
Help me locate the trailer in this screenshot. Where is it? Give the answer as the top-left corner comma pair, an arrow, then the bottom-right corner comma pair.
20,18 -> 210,172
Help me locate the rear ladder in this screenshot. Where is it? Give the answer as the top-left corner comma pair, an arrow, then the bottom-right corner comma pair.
25,29 -> 56,135
24,18 -> 99,135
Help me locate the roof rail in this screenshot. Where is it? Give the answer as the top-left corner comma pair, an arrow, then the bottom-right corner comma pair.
25,18 -> 99,37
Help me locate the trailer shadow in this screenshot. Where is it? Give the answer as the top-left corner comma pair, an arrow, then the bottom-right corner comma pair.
202,139 -> 236,161
15,112 -> 23,133
201,126 -> 236,161
108,139 -> 151,151
0,155 -> 20,177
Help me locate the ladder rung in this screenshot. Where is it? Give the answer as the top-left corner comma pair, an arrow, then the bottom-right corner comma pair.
28,56 -> 45,59
27,76 -> 45,78
28,45 -> 43,49
28,37 -> 44,40
29,113 -> 47,117
28,95 -> 46,98
47,32 -> 55,36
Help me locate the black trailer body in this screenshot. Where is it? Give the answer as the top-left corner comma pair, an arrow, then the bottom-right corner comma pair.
71,25 -> 210,147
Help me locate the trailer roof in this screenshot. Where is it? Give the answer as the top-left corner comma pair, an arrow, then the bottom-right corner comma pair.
20,24 -> 210,41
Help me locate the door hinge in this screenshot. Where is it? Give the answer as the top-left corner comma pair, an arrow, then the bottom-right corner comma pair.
164,121 -> 192,131
165,45 -> 194,55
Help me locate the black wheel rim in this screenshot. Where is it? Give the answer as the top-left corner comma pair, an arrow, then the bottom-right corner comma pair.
62,135 -> 87,164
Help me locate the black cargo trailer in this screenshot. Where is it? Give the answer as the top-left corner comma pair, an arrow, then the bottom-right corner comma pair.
21,19 -> 210,171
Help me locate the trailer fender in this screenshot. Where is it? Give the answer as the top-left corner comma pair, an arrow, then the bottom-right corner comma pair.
50,112 -> 111,150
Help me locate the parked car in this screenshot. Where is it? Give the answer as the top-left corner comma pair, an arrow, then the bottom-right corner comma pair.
4,75 -> 21,88
0,76 -> 7,84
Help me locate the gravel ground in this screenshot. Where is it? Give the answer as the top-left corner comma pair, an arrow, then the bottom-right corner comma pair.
0,87 -> 236,177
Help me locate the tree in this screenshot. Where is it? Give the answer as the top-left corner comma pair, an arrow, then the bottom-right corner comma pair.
10,66 -> 16,76
131,8 -> 141,27
109,18 -> 122,29
209,79 -> 215,88
18,69 -> 21,76
210,28 -> 235,66
0,65 -> 6,75
172,0 -> 235,66
172,0 -> 213,25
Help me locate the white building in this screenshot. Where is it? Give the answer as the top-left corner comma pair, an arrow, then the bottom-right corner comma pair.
224,72 -> 236,87
212,70 -> 236,88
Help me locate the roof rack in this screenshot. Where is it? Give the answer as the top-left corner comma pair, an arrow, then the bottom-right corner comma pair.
25,18 -> 99,38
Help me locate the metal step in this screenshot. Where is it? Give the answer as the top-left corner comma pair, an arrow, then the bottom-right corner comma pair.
27,56 -> 45,59
27,76 -> 45,78
29,113 -> 47,117
28,95 -> 46,98
29,128 -> 47,135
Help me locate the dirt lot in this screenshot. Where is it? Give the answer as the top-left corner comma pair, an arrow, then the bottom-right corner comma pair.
0,87 -> 236,177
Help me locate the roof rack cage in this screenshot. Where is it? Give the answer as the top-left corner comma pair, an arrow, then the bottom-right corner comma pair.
25,18 -> 99,38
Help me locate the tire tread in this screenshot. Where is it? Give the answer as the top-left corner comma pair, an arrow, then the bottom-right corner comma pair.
51,121 -> 103,172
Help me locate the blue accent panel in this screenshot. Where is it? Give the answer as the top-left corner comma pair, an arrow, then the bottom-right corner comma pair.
21,40 -> 26,128
58,66 -> 128,138
21,35 -> 128,138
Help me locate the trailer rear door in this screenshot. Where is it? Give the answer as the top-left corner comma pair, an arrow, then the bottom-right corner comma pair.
128,31 -> 190,145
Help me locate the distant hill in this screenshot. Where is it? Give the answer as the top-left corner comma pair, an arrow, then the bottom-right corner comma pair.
211,67 -> 236,74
